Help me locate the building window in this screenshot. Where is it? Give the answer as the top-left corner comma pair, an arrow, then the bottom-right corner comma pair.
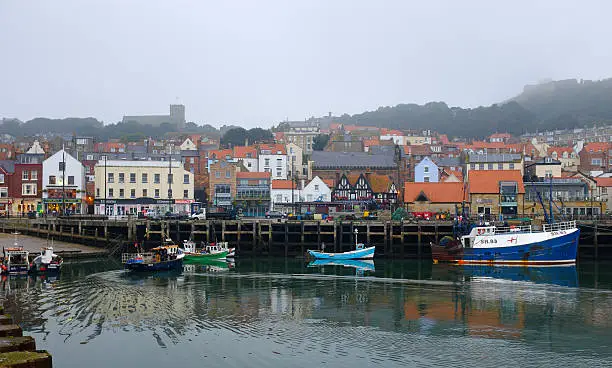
592,158 -> 602,166
184,174 -> 190,184
167,174 -> 173,184
264,158 -> 270,167
0,174 -> 4,184
119,189 -> 124,198
108,173 -> 114,183
0,188 -> 7,198
143,189 -> 148,197
154,174 -> 160,184
314,184 -> 319,191
154,189 -> 160,198
22,171 -> 28,180
68,176 -> 74,185
225,170 -> 230,178
130,173 -> 136,183
497,163 -> 503,170
142,173 -> 148,183
22,184 -> 37,195
108,188 -> 114,198
424,177 -> 430,182
276,168 -> 282,177
183,190 -> 189,199
59,162 -> 65,171
118,173 -> 125,183
488,163 -> 493,170
130,189 -> 135,198
275,194 -> 282,202
478,164 -> 484,170
276,158 -> 283,166
215,171 -> 220,178
509,163 -> 515,170
96,188 -> 100,197
470,163 -> 475,170
49,175 -> 56,185
424,166 -> 429,173
31,170 -> 37,180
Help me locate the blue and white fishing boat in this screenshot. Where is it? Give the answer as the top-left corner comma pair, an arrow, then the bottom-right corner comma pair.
308,229 -> 375,260
431,220 -> 579,265
432,176 -> 580,266
122,239 -> 184,272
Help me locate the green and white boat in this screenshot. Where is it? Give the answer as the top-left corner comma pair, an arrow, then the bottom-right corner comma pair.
182,240 -> 228,262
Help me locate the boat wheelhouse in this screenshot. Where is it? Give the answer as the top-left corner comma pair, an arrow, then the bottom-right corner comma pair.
122,242 -> 184,272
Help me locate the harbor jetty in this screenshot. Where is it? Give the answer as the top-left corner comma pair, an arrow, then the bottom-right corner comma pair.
0,305 -> 52,367
0,217 -> 610,259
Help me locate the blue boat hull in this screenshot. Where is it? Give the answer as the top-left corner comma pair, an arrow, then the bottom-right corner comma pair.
308,246 -> 375,260
433,229 -> 579,265
460,264 -> 578,287
309,259 -> 375,272
125,258 -> 183,272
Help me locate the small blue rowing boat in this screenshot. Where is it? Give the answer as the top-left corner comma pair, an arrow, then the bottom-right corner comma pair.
308,259 -> 375,272
308,243 -> 375,260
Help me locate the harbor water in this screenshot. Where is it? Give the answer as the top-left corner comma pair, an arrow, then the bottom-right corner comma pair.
1,258 -> 612,367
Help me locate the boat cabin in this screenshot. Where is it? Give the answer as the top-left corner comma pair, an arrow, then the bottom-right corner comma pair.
356,243 -> 366,250
3,247 -> 30,273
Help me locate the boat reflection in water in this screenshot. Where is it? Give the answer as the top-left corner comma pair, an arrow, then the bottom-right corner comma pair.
183,259 -> 235,273
435,264 -> 578,288
308,259 -> 375,276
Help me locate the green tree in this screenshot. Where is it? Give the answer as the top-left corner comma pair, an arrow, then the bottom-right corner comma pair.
312,134 -> 330,150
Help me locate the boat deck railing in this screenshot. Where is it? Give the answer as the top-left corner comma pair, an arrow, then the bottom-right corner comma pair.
492,224 -> 533,234
121,252 -> 156,264
543,220 -> 577,232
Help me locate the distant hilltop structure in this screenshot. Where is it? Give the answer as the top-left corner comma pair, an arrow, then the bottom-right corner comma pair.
122,104 -> 186,129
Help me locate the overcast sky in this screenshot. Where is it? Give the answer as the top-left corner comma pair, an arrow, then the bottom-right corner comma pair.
1,0 -> 611,128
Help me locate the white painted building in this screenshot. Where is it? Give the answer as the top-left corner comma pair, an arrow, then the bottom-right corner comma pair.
301,176 -> 331,202
42,149 -> 86,214
180,138 -> 197,151
259,144 -> 288,180
271,180 -> 299,210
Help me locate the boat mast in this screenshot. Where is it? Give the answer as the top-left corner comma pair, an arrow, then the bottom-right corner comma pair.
354,228 -> 358,247
548,174 -> 554,224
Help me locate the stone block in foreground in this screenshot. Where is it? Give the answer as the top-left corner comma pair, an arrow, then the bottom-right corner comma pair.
0,337 -> 36,353
0,326 -> 22,338
0,316 -> 13,326
0,350 -> 52,368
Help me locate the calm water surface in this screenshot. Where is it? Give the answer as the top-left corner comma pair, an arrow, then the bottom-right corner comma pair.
1,258 -> 612,367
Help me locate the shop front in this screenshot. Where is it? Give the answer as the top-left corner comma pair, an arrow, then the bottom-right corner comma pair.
94,198 -> 192,217
43,198 -> 84,215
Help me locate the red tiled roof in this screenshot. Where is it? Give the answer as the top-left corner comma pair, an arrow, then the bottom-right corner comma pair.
595,177 -> 612,187
368,174 -> 393,193
443,170 -> 463,182
584,142 -> 610,153
404,182 -> 466,203
236,171 -> 271,179
380,128 -> 404,136
363,139 -> 380,147
258,143 -> 286,155
438,134 -> 450,145
208,149 -> 233,159
489,133 -> 512,139
468,170 -> 525,194
233,146 -> 258,158
322,179 -> 335,188
547,146 -> 574,155
271,179 -> 296,189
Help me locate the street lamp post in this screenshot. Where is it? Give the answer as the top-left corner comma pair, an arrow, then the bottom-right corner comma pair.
103,155 -> 107,216
62,149 -> 66,216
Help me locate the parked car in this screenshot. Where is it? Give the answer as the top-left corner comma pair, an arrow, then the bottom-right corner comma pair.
164,212 -> 184,220
191,211 -> 206,220
265,210 -> 286,219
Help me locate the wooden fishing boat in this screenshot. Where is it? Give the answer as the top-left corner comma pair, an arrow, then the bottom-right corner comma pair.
1,247 -> 30,274
122,239 -> 184,272
30,247 -> 63,273
182,240 -> 228,262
